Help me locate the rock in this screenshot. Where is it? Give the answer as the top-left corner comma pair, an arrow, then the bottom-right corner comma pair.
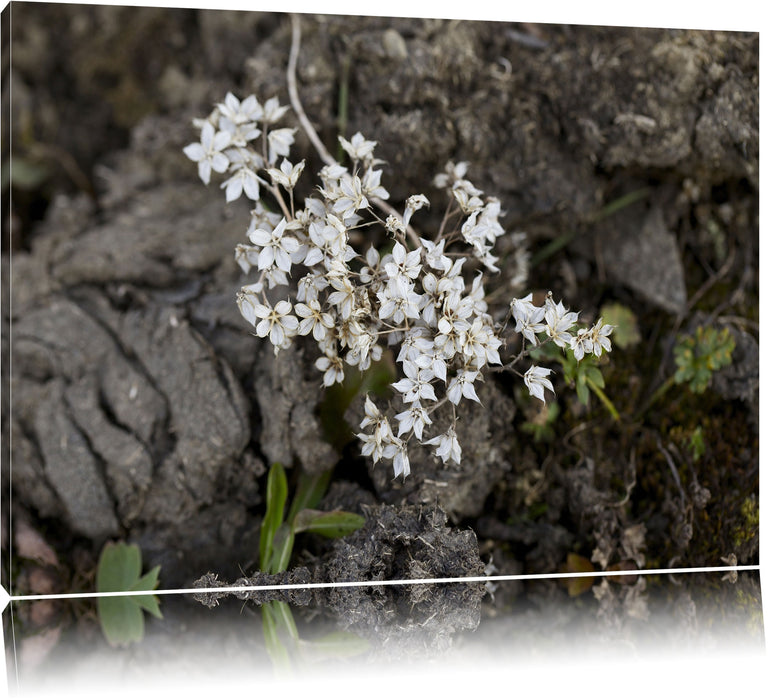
107,302 -> 251,522
64,374 -> 154,525
49,183 -> 250,288
13,296 -> 168,447
252,341 -> 339,475
33,380 -> 120,540
596,205 -> 687,314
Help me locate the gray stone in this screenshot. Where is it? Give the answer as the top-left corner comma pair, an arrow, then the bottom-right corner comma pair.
34,380 -> 119,539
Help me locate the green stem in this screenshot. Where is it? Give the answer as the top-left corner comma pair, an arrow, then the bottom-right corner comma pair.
588,381 -> 620,422
530,230 -> 577,267
588,187 -> 651,222
637,376 -> 675,421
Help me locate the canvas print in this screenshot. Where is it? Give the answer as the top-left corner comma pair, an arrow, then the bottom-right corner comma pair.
0,2 -> 761,691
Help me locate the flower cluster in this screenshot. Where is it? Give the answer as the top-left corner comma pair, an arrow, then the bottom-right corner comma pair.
184,92 -> 614,480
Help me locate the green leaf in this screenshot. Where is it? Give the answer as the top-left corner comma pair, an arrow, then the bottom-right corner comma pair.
260,463 -> 288,571
269,523 -> 295,574
688,425 -> 706,462
673,326 -> 734,394
131,566 -> 163,618
262,604 -> 292,672
585,366 -> 605,389
589,187 -> 651,222
1,157 -> 51,190
96,541 -> 141,592
287,470 -> 332,523
292,509 -> 365,538
576,378 -> 590,406
267,601 -> 299,642
520,402 -> 559,443
600,302 -> 640,349
97,596 -> 145,646
96,542 -> 162,647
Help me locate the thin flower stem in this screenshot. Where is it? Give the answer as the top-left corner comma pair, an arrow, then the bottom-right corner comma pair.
287,15 -> 336,169
636,376 -> 675,421
495,305 -> 515,340
588,381 -> 620,421
435,197 -> 455,242
490,336 -> 553,373
425,396 -> 450,417
269,183 -> 293,221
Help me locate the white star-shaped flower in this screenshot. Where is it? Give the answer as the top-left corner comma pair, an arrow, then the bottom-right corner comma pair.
523,365 -> 554,403
183,121 -> 232,185
425,426 -> 462,465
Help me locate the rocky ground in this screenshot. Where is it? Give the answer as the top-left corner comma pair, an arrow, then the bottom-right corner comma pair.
1,5 -> 760,672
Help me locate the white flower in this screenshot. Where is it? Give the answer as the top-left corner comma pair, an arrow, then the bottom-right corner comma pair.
327,268 -> 357,320
403,194 -> 430,227
267,158 -> 305,190
218,92 -> 262,125
457,316 -> 501,368
339,132 -> 378,163
267,128 -> 297,164
249,218 -> 301,273
183,121 -> 231,185
392,445 -> 411,480
453,184 -> 484,214
397,328 -> 435,366
420,237 -> 453,273
305,215 -> 352,268
359,395 -> 384,431
248,206 -> 283,234
377,276 -> 423,324
236,281 -> 265,326
384,241 -> 423,281
265,267 -> 289,290
477,198 -> 506,245
235,243 -> 261,274
296,271 -> 328,303
511,294 -> 546,346
319,163 -> 348,192
395,402 -> 432,441
392,363 -> 436,403
570,330 -> 589,361
332,174 -> 369,219
254,299 -> 299,353
433,161 -> 469,189
221,167 -> 260,202
361,168 -> 390,200
315,353 -> 345,386
358,419 -> 398,464
295,299 -> 335,341
216,94 -> 261,144
359,245 -> 381,283
523,365 -> 554,403
587,318 -> 614,357
543,296 -> 578,348
425,426 -> 462,465
446,369 -> 481,405
259,96 -> 290,124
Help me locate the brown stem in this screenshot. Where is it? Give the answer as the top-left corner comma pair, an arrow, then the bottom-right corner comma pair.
286,14 -> 422,250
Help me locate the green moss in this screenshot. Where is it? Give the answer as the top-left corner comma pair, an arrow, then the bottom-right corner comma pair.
732,495 -> 759,550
